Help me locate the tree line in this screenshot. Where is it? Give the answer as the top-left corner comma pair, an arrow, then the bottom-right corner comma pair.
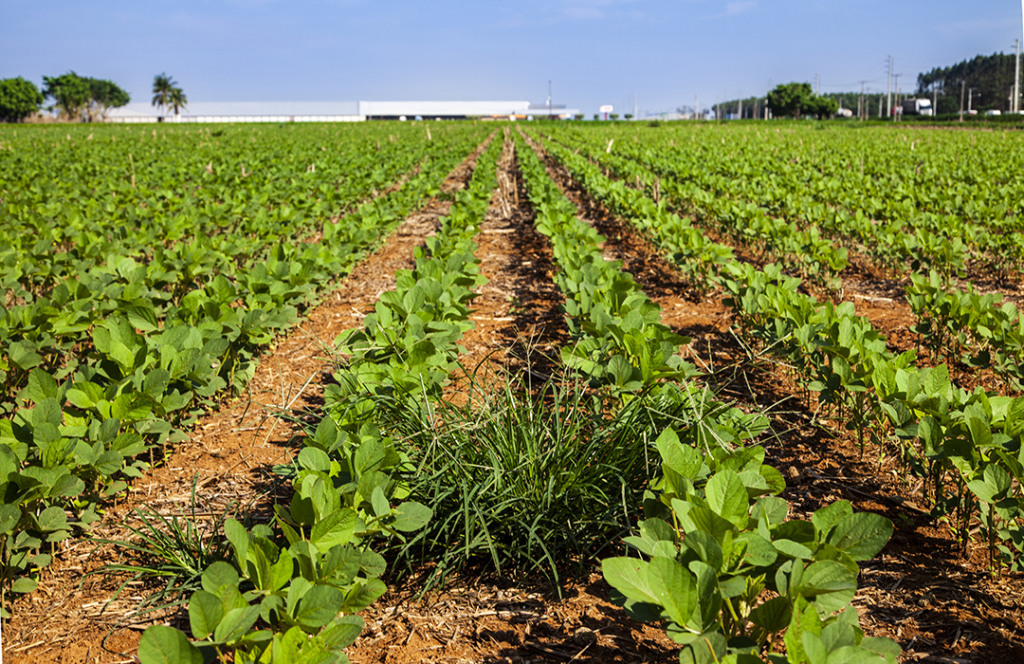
0,73 -> 187,123
698,51 -> 1023,120
917,52 -> 1020,114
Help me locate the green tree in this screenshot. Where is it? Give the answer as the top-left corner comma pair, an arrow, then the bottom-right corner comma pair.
152,72 -> 176,119
0,77 -> 43,123
86,78 -> 130,121
167,86 -> 188,118
43,72 -> 91,121
767,82 -> 815,118
807,95 -> 839,119
918,52 -> 1017,112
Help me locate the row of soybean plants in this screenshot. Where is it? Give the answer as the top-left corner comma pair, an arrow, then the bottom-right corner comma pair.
904,270 -> 1024,393
135,130 -> 505,664
0,123 -> 426,303
0,124 -> 488,616
535,130 -> 1024,577
545,123 -> 1024,282
540,125 -> 850,291
542,125 -> 1024,400
516,132 -> 901,664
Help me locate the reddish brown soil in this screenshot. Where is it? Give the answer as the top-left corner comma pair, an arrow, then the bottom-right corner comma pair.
449,133 -> 569,396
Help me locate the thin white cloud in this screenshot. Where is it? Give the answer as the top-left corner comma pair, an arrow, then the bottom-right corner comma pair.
495,0 -> 643,28
708,0 -> 757,19
563,0 -> 643,21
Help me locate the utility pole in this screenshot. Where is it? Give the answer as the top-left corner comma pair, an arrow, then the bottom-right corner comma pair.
738,90 -> 742,120
1014,38 -> 1021,113
547,79 -> 552,118
815,73 -> 820,95
968,87 -> 975,113
893,73 -> 901,120
960,79 -> 965,121
886,55 -> 893,118
858,80 -> 866,120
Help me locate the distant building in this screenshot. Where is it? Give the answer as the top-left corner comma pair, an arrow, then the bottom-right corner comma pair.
107,100 -> 580,123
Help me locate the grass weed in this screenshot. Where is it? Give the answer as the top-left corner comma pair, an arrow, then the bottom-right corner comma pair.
86,474 -> 232,618
376,369 -> 726,592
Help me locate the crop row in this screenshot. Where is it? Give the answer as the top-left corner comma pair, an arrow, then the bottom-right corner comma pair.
540,125 -> 1024,401
0,124 -> 430,300
136,130 -> 506,664
512,131 -> 901,663
544,123 -> 1024,281
533,128 -> 1024,574
143,131 -> 904,664
0,124 -> 489,616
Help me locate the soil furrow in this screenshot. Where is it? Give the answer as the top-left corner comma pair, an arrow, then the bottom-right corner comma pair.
452,134 -> 570,394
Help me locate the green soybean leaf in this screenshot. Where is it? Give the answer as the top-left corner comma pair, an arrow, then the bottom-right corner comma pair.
648,556 -> 696,626
224,518 -> 249,567
342,578 -> 387,613
293,584 -> 345,630
748,595 -> 792,633
391,501 -> 432,532
602,557 -> 661,606
310,508 -> 358,551
318,615 -> 365,650
138,625 -> 204,664
828,513 -> 894,561
201,561 -> 240,596
11,577 -> 37,594
188,590 -> 224,640
213,605 -> 261,644
677,631 -> 728,664
705,470 -> 749,528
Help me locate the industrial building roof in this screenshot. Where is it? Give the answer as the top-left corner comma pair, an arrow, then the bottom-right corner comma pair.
106,100 -> 580,122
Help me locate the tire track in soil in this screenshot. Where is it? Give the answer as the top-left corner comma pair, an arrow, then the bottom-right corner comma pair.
528,133 -> 1024,663
7,134 -> 495,664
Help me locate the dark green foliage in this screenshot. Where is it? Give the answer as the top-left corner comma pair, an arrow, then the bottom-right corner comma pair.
918,51 -> 1020,113
0,77 -> 42,123
767,82 -> 837,119
41,72 -> 129,121
87,78 -> 130,120
43,71 -> 91,121
152,73 -> 186,118
604,428 -> 900,663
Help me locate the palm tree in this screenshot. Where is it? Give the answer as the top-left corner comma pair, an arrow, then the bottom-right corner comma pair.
151,73 -> 176,119
168,86 -> 188,119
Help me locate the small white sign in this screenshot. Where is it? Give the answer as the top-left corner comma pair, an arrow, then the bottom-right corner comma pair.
599,104 -> 614,113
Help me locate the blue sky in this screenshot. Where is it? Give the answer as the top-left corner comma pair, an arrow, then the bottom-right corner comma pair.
2,0 -> 1021,116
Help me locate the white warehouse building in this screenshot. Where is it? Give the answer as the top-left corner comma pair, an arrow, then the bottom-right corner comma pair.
106,100 -> 580,123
